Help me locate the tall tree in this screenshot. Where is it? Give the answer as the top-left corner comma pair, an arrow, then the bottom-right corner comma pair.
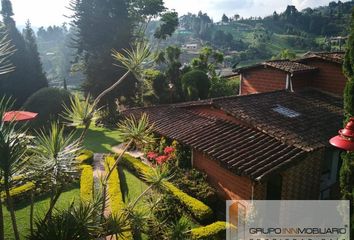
69,0 -> 134,111
342,8 -> 354,237
0,0 -> 47,107
22,21 -> 48,91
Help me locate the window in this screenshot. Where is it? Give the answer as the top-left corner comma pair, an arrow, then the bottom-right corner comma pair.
272,104 -> 301,118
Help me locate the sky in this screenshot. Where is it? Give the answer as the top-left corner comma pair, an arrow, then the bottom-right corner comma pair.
9,0 -> 341,27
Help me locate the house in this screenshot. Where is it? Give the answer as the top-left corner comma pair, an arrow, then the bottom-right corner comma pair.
236,52 -> 346,96
124,89 -> 343,201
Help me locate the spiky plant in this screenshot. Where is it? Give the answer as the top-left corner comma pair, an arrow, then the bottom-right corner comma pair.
0,22 -> 15,75
62,94 -> 100,142
29,122 -> 81,221
0,97 -> 27,240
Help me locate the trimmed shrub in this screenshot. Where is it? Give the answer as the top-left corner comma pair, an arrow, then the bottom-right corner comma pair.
23,87 -> 72,128
105,156 -> 133,239
1,182 -> 35,202
76,150 -> 94,165
80,165 -> 94,203
120,154 -> 213,222
190,221 -> 234,239
105,156 -> 125,216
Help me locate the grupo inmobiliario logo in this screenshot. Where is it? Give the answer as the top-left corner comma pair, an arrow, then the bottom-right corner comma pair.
226,200 -> 350,240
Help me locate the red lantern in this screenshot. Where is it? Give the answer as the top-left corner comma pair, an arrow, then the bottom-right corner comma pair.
329,117 -> 354,151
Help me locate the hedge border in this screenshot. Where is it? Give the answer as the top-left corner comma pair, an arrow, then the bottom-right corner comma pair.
120,154 -> 213,222
80,164 -> 94,203
190,221 -> 234,239
76,150 -> 94,165
1,182 -> 35,201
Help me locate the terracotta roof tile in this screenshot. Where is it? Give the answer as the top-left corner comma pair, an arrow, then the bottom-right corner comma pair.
264,60 -> 317,73
124,106 -> 306,181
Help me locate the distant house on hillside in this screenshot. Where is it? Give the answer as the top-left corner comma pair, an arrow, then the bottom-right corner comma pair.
123,51 -> 346,202
235,52 -> 346,96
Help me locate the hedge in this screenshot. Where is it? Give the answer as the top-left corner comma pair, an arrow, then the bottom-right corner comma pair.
1,182 -> 35,201
120,154 -> 213,222
190,221 -> 234,239
76,150 -> 94,165
80,165 -> 94,203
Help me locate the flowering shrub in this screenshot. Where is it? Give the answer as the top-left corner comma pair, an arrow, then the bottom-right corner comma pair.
146,146 -> 175,166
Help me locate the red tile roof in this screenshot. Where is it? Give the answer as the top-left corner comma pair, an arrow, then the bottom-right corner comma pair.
124,106 -> 306,181
123,89 -> 342,181
236,60 -> 317,74
301,51 -> 345,64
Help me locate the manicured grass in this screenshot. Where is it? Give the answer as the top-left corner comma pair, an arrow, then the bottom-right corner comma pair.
119,167 -> 148,205
4,183 -> 80,239
79,126 -> 123,153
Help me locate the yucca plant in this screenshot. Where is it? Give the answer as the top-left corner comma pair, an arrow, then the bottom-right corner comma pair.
0,97 -> 28,240
29,122 -> 81,221
0,22 -> 15,75
62,94 -> 100,142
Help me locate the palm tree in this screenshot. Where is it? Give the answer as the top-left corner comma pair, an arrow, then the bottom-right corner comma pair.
0,22 -> 15,75
0,98 -> 28,240
62,41 -> 152,142
29,122 -> 81,221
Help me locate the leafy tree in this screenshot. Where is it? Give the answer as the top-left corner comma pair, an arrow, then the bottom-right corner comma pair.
342,8 -> 354,236
221,14 -> 229,23
154,11 -> 179,40
273,49 -> 296,60
181,70 -> 210,101
191,47 -> 223,76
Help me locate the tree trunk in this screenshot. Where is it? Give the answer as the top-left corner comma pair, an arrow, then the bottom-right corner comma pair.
4,179 -> 20,240
30,190 -> 34,236
43,187 -> 62,222
0,193 -> 4,240
93,70 -> 131,107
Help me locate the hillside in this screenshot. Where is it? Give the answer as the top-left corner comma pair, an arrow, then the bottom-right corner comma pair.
150,1 -> 354,67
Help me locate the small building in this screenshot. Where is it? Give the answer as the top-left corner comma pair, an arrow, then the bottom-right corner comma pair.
236,52 -> 346,96
125,89 -> 343,201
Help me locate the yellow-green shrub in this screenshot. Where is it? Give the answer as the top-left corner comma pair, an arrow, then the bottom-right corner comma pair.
105,156 -> 132,239
76,150 -> 94,165
190,221 -> 234,239
120,154 -> 213,222
80,165 -> 94,203
1,182 -> 35,200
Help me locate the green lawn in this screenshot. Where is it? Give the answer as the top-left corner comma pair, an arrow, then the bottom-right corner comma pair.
4,184 -> 80,239
79,126 -> 123,153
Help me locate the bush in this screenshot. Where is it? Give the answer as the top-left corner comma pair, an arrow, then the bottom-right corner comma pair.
23,87 -> 72,128
105,156 -> 133,239
181,70 -> 210,101
190,221 -> 234,239
120,154 -> 213,222
104,156 -> 125,217
172,168 -> 218,207
80,165 -> 93,203
76,150 -> 94,165
1,182 -> 35,202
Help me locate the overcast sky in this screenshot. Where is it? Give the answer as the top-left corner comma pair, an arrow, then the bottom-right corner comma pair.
9,0 -> 342,27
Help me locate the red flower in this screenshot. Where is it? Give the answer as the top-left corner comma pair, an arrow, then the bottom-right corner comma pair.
164,146 -> 175,155
156,155 -> 169,165
147,152 -> 158,160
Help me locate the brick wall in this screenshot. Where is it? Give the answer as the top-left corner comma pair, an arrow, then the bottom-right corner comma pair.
280,151 -> 322,200
192,149 -> 322,201
291,72 -> 314,91
192,150 -> 254,200
304,60 -> 347,96
241,67 -> 287,95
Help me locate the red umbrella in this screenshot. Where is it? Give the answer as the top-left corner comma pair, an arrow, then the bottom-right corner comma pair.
329,117 -> 354,151
2,111 -> 38,122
